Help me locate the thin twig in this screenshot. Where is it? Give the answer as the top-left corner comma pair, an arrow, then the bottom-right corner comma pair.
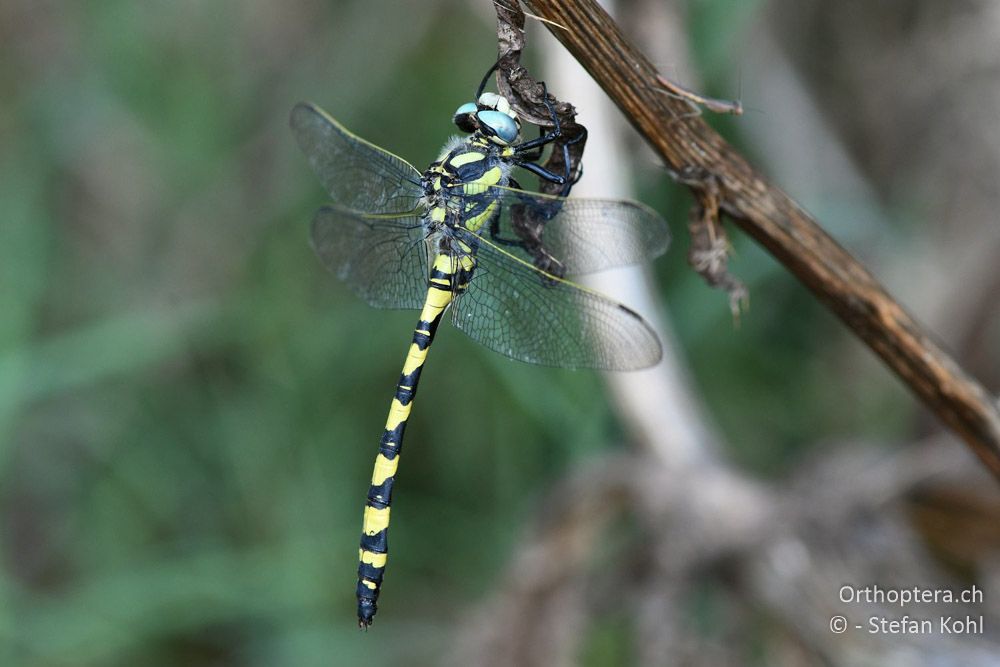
521,0 -> 1000,480
494,0 -> 568,30
655,73 -> 744,116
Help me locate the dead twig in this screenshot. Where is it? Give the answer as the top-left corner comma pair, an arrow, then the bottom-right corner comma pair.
676,166 -> 749,318
656,73 -> 744,116
493,1 -> 586,199
521,0 -> 1000,480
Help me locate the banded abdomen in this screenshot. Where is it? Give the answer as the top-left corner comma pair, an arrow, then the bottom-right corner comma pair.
356,250 -> 473,628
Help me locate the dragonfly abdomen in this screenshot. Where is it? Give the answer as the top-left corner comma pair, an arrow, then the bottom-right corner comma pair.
356,252 -> 459,628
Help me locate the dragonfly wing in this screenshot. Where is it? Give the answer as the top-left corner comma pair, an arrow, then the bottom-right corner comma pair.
472,186 -> 670,275
450,231 -> 662,370
291,102 -> 424,215
311,205 -> 429,310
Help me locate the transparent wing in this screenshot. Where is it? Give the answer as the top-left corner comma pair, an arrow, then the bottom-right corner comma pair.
291,102 -> 424,215
450,231 -> 662,370
311,205 -> 429,310
446,184 -> 669,275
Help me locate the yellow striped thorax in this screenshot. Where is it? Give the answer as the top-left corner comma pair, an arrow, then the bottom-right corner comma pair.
422,135 -> 514,234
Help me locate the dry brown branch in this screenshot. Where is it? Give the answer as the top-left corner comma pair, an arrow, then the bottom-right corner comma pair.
520,0 -> 1000,480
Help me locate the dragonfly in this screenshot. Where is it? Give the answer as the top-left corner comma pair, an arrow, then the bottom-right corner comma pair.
290,72 -> 670,629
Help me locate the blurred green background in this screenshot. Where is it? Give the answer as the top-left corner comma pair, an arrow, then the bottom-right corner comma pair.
0,0 -> 952,664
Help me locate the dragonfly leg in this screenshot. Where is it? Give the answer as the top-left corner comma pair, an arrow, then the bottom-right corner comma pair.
513,82 -> 563,154
512,158 -> 566,186
513,82 -> 586,196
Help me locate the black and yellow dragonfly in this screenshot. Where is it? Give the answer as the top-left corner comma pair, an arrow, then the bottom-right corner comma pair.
290,84 -> 669,628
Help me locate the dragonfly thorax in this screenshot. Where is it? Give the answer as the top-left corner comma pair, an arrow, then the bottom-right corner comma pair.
420,135 -> 514,227
420,136 -> 514,236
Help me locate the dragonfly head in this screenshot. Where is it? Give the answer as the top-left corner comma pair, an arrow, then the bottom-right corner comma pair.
452,92 -> 520,146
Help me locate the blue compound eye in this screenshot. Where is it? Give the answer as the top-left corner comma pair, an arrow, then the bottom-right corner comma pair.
453,102 -> 477,118
477,110 -> 518,144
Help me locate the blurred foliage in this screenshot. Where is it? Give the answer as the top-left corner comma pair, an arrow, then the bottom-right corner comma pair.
0,0 -> 915,664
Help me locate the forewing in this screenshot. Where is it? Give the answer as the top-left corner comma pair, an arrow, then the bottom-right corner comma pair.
450,231 -> 662,370
291,102 -> 424,215
452,185 -> 669,274
311,206 -> 428,310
